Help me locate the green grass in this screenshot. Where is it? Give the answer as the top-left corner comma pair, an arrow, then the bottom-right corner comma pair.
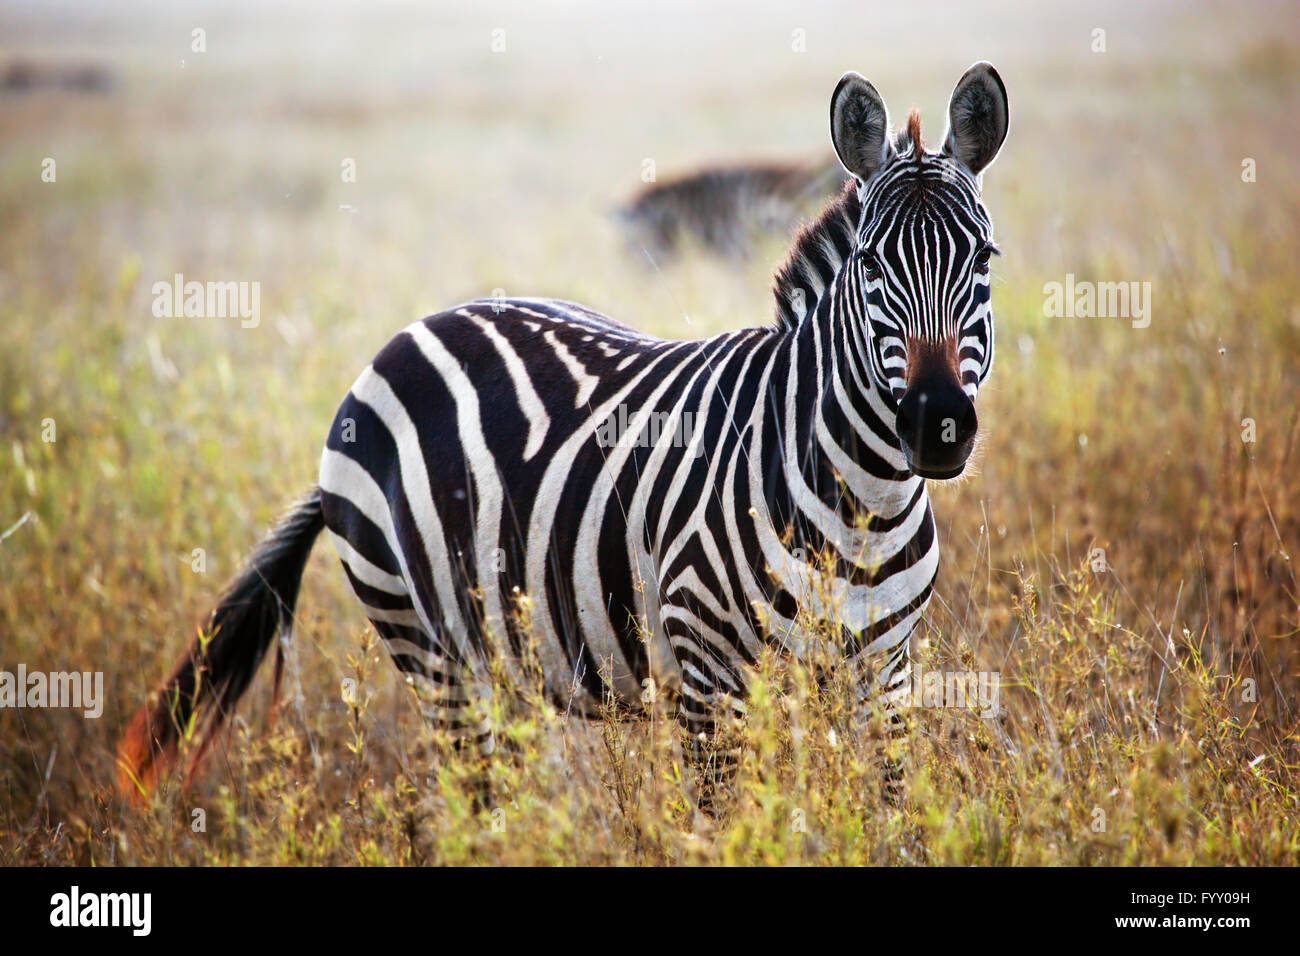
1,0 -> 1298,865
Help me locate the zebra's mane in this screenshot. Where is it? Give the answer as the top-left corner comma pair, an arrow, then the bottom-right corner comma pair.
900,108 -> 925,159
772,178 -> 861,330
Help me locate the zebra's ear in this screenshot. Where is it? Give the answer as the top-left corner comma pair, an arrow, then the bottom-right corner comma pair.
941,61 -> 1008,176
830,72 -> 892,182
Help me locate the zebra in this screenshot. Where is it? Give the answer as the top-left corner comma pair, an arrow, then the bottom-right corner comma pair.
118,63 -> 1008,810
617,156 -> 848,259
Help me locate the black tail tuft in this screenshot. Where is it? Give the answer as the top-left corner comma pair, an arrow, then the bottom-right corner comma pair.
118,486 -> 325,803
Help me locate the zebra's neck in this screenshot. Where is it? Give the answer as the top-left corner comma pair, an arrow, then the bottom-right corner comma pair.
764,189 -> 923,563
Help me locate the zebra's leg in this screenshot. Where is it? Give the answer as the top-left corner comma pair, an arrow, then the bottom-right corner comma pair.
367,620 -> 493,748
370,620 -> 498,807
662,609 -> 749,815
848,624 -> 915,806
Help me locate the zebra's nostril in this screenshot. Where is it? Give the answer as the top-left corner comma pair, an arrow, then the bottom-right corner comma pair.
959,402 -> 978,442
896,382 -> 975,472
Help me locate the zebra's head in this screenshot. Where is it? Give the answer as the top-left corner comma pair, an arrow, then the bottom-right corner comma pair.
830,63 -> 1008,480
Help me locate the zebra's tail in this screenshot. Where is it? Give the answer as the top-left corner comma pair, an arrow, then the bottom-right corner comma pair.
116,486 -> 326,804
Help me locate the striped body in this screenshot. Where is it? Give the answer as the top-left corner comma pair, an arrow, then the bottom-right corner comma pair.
319,281 -> 932,736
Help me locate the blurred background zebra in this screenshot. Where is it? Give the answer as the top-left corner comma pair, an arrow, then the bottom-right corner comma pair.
618,155 -> 848,260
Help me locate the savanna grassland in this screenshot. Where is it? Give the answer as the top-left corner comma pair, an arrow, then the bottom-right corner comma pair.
1,0 -> 1298,866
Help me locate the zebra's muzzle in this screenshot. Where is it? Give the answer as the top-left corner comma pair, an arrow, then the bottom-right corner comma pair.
894,380 -> 977,479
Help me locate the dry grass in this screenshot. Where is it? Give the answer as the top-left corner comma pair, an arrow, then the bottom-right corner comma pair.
1,0 -> 1298,865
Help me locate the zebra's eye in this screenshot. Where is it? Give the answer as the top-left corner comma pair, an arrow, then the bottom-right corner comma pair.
859,251 -> 881,279
974,244 -> 999,271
